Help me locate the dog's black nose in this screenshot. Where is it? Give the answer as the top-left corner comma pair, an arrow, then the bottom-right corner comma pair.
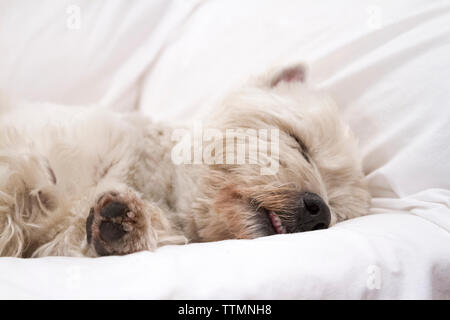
297,192 -> 330,231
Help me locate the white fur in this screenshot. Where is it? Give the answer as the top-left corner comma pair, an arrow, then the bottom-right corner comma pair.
0,65 -> 370,257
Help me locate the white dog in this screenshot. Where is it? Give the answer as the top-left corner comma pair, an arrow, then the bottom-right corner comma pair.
0,64 -> 370,257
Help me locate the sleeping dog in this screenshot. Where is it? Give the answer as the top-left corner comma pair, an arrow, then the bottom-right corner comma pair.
0,64 -> 370,257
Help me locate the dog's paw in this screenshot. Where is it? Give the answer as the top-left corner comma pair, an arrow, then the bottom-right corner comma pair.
86,191 -> 149,256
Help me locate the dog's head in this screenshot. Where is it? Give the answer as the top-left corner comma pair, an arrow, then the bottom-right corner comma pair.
191,64 -> 370,241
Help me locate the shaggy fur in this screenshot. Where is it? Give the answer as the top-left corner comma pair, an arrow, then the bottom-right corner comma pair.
0,64 -> 370,257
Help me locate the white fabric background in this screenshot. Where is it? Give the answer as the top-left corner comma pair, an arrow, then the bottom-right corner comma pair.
0,0 -> 449,299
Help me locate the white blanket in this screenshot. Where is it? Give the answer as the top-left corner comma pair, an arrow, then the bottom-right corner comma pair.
0,0 -> 449,299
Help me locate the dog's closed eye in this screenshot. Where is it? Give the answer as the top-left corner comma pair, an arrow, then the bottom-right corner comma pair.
289,133 -> 310,163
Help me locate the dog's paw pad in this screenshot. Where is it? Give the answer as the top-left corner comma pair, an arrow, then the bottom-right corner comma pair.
99,220 -> 126,242
100,201 -> 128,218
86,191 -> 146,256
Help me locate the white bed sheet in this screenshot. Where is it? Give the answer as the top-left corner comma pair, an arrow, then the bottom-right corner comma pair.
0,0 -> 449,299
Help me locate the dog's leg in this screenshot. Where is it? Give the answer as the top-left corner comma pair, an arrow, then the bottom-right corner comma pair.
86,187 -> 152,256
0,151 -> 61,257
85,180 -> 185,256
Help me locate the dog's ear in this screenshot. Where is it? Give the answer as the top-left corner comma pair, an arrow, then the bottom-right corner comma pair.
269,64 -> 307,87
